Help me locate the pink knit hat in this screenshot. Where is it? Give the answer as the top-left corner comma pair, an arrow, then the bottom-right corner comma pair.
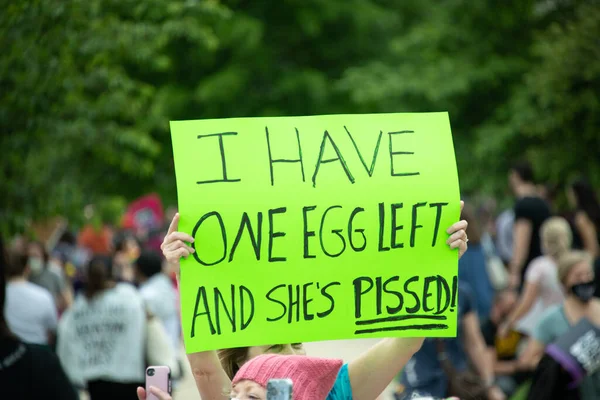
232,354 -> 343,400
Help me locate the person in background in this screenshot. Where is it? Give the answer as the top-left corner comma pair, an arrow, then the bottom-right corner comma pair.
477,199 -> 510,291
567,178 -> 600,259
0,237 -> 79,400
113,233 -> 140,282
48,249 -> 69,281
53,230 -> 91,297
48,246 -> 75,317
477,198 -> 499,257
46,229 -> 71,282
399,282 -> 505,400
458,203 -> 494,319
27,240 -> 71,313
519,251 -> 600,399
54,230 -> 77,255
57,255 -> 146,400
8,235 -> 28,256
525,350 -> 581,400
78,205 -> 113,256
507,161 -> 552,290
51,230 -> 79,280
4,250 -> 58,345
496,208 -> 514,267
499,217 -> 568,337
481,290 -> 529,397
134,250 -> 181,371
50,247 -> 78,288
537,183 -> 558,214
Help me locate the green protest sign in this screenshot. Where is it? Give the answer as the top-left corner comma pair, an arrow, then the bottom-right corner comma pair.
170,113 -> 460,353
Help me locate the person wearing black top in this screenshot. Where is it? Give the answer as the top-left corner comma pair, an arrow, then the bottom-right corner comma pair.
527,353 -> 580,400
568,178 -> 600,258
507,161 -> 552,290
566,178 -> 600,298
0,238 -> 78,400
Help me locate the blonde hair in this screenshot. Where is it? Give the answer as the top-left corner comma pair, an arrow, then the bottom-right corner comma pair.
218,347 -> 249,379
541,217 -> 572,259
557,250 -> 593,286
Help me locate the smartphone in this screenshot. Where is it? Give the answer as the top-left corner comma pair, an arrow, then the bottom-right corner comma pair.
145,366 -> 171,400
266,379 -> 292,400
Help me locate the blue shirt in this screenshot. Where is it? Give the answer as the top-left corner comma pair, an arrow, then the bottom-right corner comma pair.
399,283 -> 476,398
458,244 -> 493,320
328,363 -> 353,400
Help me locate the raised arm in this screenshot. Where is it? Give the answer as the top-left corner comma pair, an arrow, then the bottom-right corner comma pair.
61,285 -> 74,311
56,271 -> 73,313
348,202 -> 468,400
162,214 -> 231,400
348,337 -> 424,400
463,312 -> 505,400
518,338 -> 545,370
518,307 -> 558,371
483,323 -> 516,376
575,211 -> 599,258
186,351 -> 232,400
499,280 -> 540,337
486,346 -> 518,376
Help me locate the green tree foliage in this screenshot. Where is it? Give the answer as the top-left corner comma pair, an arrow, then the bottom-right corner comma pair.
338,0 -> 600,195
1,0 -> 598,234
0,0 -> 229,233
476,1 -> 600,189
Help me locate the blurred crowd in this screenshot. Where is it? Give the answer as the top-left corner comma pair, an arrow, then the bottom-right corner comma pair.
396,161 -> 600,400
1,161 -> 600,400
2,196 -> 183,400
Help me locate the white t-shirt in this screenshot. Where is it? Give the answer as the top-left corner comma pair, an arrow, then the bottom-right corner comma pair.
526,256 -> 564,307
5,281 -> 57,344
516,255 -> 565,334
57,283 -> 146,386
139,274 -> 180,353
496,209 -> 515,263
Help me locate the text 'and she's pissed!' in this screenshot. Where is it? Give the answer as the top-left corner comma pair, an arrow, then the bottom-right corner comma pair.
190,274 -> 458,337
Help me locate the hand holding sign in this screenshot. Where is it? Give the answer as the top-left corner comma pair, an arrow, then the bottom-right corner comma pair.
161,213 -> 195,272
447,201 -> 468,258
